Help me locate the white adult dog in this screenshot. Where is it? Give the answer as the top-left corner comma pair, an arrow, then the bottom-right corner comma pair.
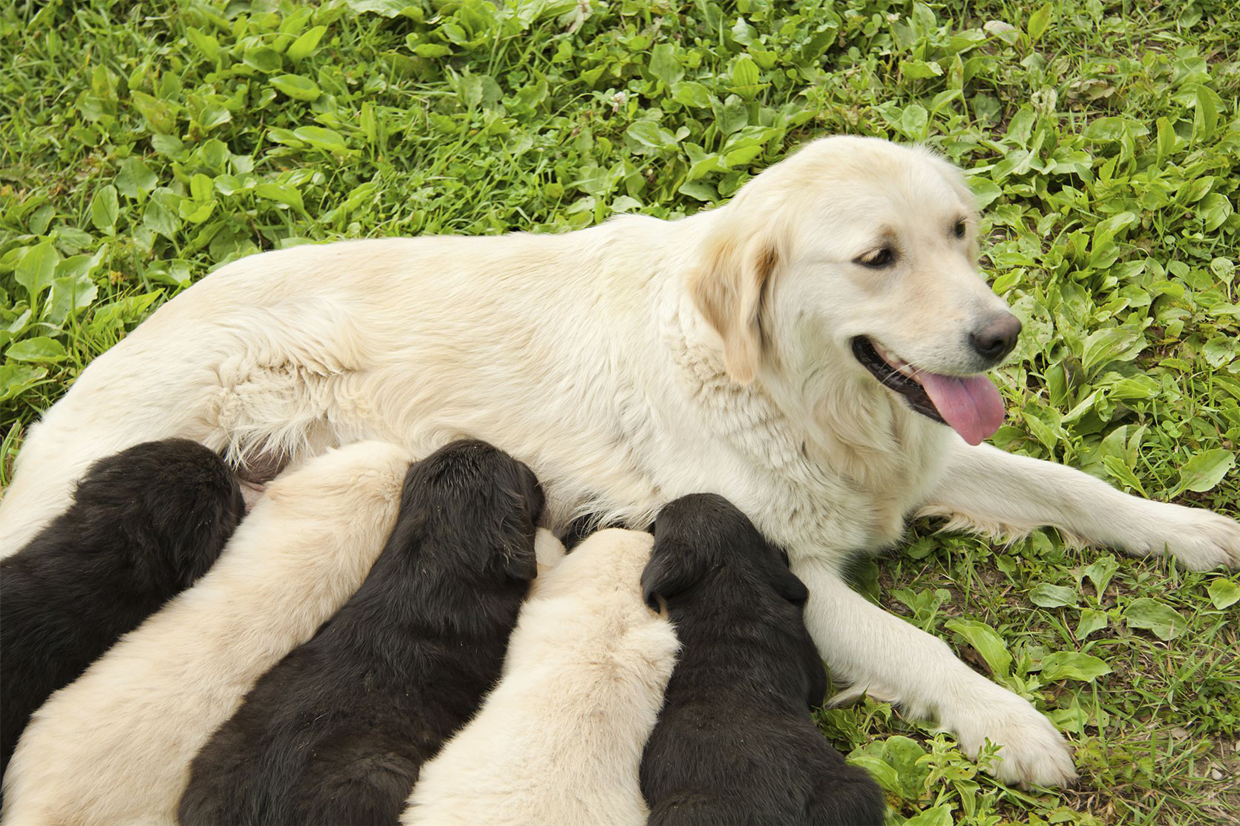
1,442 -> 411,825
404,528 -> 677,826
1,136 -> 1236,787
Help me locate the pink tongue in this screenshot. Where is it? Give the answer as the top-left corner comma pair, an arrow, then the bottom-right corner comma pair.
916,372 -> 1006,446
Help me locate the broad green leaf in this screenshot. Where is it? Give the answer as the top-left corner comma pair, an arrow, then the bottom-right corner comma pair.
143,198 -> 182,239
904,805 -> 954,826
1207,578 -> 1240,610
90,185 -> 119,232
46,273 -> 98,327
15,242 -> 60,304
130,91 -> 175,134
672,81 -> 713,109
244,46 -> 283,73
1038,651 -> 1112,682
271,75 -> 322,101
293,126 -> 349,153
648,43 -> 683,88
116,157 -> 158,198
844,754 -> 900,796
1197,193 -> 1232,232
730,56 -> 760,92
1027,4 -> 1052,42
0,364 -> 47,403
1076,608 -> 1108,639
287,25 -> 327,61
5,336 -> 67,363
1101,456 -> 1147,497
946,618 -> 1012,677
184,27 -> 220,62
900,59 -> 943,80
255,182 -> 305,211
1030,583 -> 1078,608
1124,598 -> 1185,641
1081,327 -> 1144,376
1083,555 -> 1119,597
1176,449 -> 1235,494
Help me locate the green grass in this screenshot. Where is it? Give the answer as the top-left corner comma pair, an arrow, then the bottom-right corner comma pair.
2,0 -> 1239,823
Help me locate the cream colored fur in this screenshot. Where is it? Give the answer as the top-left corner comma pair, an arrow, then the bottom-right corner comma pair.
0,441 -> 412,826
2,136 -> 1237,787
403,529 -> 677,826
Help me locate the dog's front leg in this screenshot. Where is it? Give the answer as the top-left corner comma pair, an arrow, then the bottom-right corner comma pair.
920,441 -> 1240,571
793,559 -> 1076,787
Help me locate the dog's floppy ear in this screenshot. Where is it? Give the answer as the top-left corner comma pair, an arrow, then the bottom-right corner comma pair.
772,562 -> 809,607
691,218 -> 781,385
640,542 -> 698,611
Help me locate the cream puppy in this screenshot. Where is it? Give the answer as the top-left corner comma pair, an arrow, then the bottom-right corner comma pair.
0,441 -> 413,826
403,528 -> 678,826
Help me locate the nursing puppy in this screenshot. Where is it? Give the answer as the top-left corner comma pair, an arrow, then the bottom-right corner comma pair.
0,441 -> 412,826
6,136 -> 1239,786
0,439 -> 243,781
178,440 -> 545,826
404,528 -> 678,826
640,494 -> 885,826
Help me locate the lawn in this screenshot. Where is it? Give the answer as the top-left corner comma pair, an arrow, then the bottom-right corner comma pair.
1,0 -> 1238,823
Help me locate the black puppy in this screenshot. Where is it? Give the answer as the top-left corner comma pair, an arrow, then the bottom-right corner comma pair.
639,494 -> 885,826
1,438 -> 243,778
178,439 -> 545,826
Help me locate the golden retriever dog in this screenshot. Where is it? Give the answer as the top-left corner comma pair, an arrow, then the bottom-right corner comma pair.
403,528 -> 678,826
1,441 -> 412,826
1,136 -> 1236,786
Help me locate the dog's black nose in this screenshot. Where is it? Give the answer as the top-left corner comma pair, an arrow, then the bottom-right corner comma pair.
969,314 -> 1021,362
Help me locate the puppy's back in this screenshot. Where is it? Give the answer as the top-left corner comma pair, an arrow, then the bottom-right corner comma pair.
404,529 -> 678,826
1,441 -> 412,826
0,439 -> 242,778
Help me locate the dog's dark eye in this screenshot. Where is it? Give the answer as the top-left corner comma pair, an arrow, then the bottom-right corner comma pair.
953,219 -> 967,239
855,247 -> 895,268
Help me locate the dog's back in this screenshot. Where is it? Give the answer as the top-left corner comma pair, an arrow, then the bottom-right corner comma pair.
404,528 -> 679,826
639,494 -> 885,826
0,439 -> 242,780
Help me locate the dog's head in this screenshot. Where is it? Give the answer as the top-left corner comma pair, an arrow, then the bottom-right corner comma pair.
643,493 -> 825,704
396,439 -> 544,584
73,439 -> 245,590
690,136 -> 1020,446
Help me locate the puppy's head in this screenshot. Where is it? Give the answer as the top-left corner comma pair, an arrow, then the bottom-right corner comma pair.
643,493 -> 825,705
399,439 -> 544,584
690,136 -> 1020,446
642,494 -> 807,610
73,439 -> 245,590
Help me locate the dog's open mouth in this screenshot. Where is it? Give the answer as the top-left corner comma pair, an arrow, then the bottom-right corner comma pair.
851,337 -> 1005,446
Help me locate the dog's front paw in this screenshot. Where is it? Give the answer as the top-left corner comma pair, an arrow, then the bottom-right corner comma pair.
1131,503 -> 1240,571
939,686 -> 1077,788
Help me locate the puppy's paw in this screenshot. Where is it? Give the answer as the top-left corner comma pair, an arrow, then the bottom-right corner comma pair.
1127,503 -> 1240,571
939,686 -> 1077,788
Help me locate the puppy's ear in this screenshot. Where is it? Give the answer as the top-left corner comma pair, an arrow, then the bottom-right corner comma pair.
771,558 -> 809,607
691,221 -> 781,385
640,544 -> 697,611
504,541 -> 539,582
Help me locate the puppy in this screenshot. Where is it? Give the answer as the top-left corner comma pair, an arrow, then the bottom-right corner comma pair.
404,528 -> 679,826
178,439 -> 545,826
0,441 -> 412,826
639,494 -> 885,826
0,438 -> 243,780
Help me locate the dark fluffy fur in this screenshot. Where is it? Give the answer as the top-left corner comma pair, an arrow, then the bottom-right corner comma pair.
178,439 -> 545,826
1,439 -> 243,779
639,494 -> 886,826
